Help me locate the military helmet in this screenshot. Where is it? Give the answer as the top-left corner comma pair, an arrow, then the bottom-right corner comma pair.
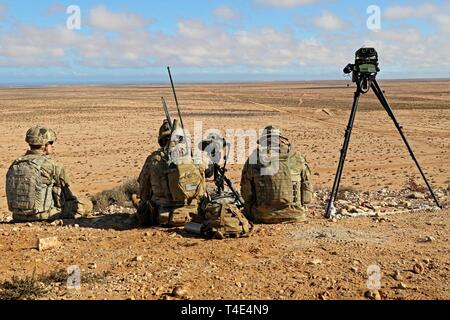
46,128 -> 57,143
200,132 -> 224,148
158,120 -> 172,146
258,125 -> 288,145
200,132 -> 226,153
25,126 -> 57,146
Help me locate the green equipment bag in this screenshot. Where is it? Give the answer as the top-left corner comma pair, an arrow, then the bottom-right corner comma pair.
167,162 -> 205,204
6,157 -> 54,215
168,205 -> 195,227
249,152 -> 312,224
199,194 -> 253,239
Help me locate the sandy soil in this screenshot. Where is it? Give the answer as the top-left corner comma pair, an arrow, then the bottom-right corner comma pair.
0,80 -> 449,300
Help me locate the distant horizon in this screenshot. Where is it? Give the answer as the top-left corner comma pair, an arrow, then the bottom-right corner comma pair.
1,76 -> 450,89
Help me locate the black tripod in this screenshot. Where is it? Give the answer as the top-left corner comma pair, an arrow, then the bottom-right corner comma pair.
325,78 -> 442,218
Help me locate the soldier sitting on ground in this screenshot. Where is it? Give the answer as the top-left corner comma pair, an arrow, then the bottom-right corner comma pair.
133,119 -> 212,227
240,126 -> 313,224
6,126 -> 93,222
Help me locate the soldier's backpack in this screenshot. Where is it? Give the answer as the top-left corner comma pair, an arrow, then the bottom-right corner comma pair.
166,161 -> 206,204
198,193 -> 253,239
250,150 -> 312,223
6,157 -> 54,215
165,152 -> 206,227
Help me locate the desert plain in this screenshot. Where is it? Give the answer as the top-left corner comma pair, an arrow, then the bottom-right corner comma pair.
0,79 -> 449,300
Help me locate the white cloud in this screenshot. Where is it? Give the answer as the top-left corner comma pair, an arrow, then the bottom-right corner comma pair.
1,19 -> 449,72
153,22 -> 332,68
433,13 -> 450,32
416,3 -> 440,16
89,5 -> 150,32
213,6 -> 240,21
0,26 -> 82,67
384,4 -> 439,19
328,26 -> 450,70
0,5 -> 449,78
313,11 -> 348,31
177,20 -> 219,39
384,3 -> 450,34
254,0 -> 318,9
75,28 -> 158,68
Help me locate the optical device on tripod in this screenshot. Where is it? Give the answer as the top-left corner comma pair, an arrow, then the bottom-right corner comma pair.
343,47 -> 380,92
200,134 -> 244,208
325,47 -> 442,218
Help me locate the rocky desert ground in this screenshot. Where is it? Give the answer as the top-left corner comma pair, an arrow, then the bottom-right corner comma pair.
0,80 -> 449,300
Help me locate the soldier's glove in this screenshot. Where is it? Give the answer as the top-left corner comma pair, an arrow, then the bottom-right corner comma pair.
131,194 -> 141,209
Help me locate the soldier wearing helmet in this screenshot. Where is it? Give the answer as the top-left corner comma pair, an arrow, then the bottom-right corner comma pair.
134,120 -> 211,227
5,126 -> 93,222
135,120 -> 172,225
240,126 -> 313,224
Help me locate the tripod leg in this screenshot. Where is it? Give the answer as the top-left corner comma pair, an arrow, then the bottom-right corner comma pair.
325,90 -> 361,218
371,79 -> 442,209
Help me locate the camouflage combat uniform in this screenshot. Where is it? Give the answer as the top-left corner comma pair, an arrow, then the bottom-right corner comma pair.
138,148 -> 177,211
240,126 -> 313,224
136,120 -> 209,227
6,126 -> 92,222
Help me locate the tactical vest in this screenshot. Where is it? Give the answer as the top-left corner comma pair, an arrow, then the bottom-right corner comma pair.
6,157 -> 54,215
250,151 -> 311,223
254,154 -> 300,206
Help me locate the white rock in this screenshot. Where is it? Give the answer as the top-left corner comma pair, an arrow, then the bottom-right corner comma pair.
308,259 -> 322,265
408,192 -> 425,199
37,236 -> 60,251
365,290 -> 381,300
397,282 -> 407,289
171,286 -> 187,298
419,236 -> 435,243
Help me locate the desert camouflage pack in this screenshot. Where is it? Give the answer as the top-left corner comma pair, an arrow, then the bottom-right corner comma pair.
241,126 -> 313,224
197,193 -> 253,239
6,156 -> 54,215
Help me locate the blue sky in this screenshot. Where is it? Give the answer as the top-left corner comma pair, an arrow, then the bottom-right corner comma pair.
0,0 -> 449,84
